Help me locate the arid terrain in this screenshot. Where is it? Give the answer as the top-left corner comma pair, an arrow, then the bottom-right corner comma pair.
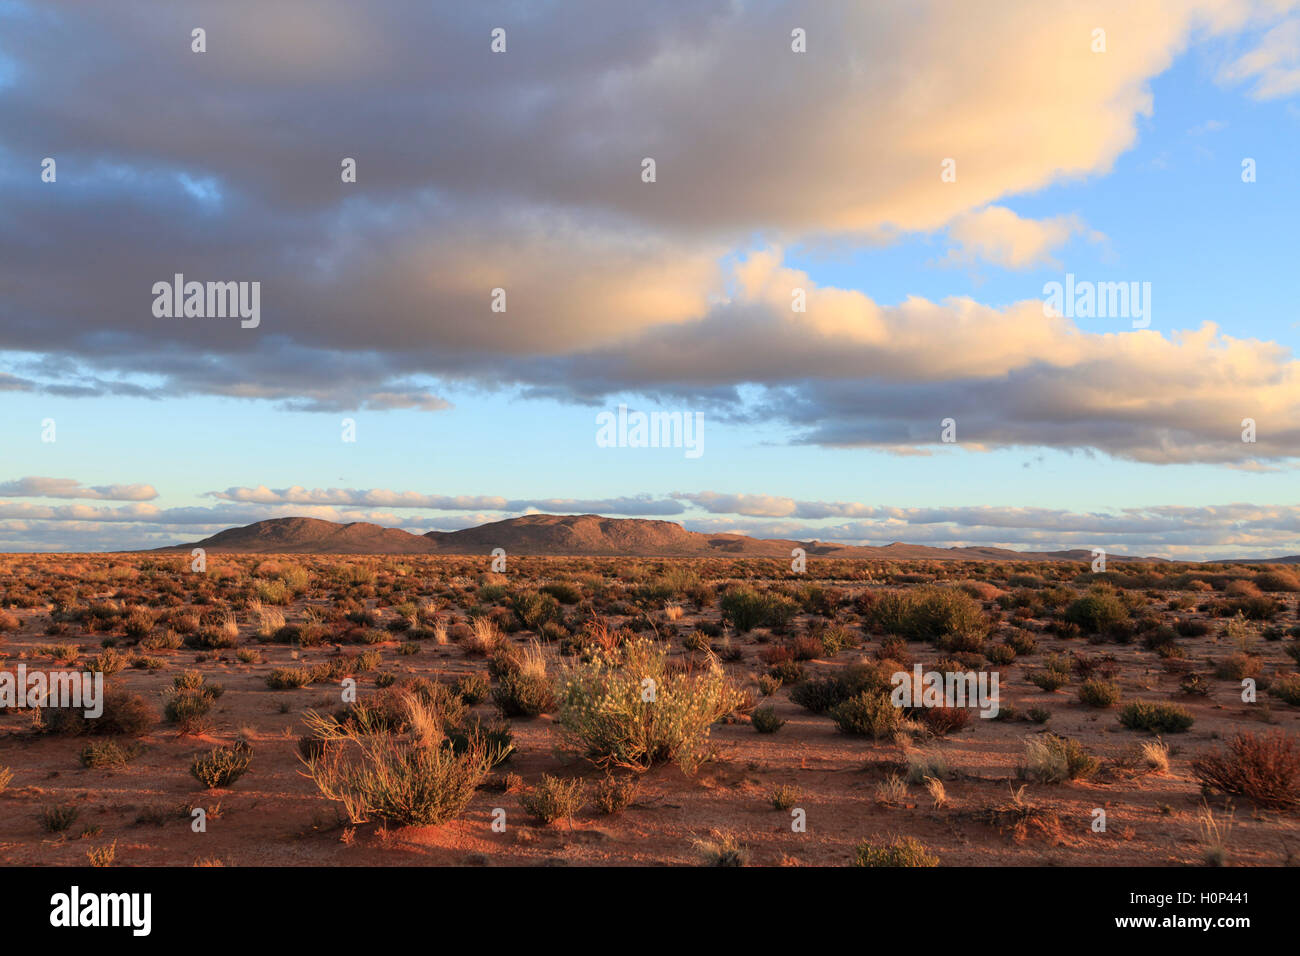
2,540 -> 1299,867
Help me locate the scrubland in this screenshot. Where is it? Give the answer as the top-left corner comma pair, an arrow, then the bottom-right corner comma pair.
1,553 -> 1298,866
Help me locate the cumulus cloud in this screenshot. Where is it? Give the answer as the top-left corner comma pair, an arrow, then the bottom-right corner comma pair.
3,0 -> 1297,468
509,251 -> 1300,464
0,477 -> 158,501
942,206 -> 1101,269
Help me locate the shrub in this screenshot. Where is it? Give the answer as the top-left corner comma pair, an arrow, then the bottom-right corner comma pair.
40,804 -> 80,833
1029,669 -> 1070,692
594,775 -> 637,815
1215,653 -> 1260,681
817,623 -> 855,656
1191,732 -> 1299,809
511,590 -> 561,633
492,669 -> 556,717
750,705 -> 785,733
519,774 -> 586,824
1007,630 -> 1038,655
1255,571 -> 1300,593
556,638 -> 742,773
1078,678 -> 1121,708
80,740 -> 138,769
88,647 -> 127,676
38,687 -> 155,737
86,841 -> 117,867
770,784 -> 801,810
453,672 -> 490,705
191,744 -> 252,789
1021,734 -> 1099,783
540,582 -> 583,605
986,643 -> 1016,665
1119,701 -> 1194,734
830,691 -> 902,739
720,586 -> 798,632
904,748 -> 950,784
867,587 -> 988,644
921,705 -> 970,736
694,829 -> 749,866
164,688 -> 214,734
301,694 -> 499,825
1063,589 -> 1129,634
790,676 -> 846,714
1270,675 -> 1300,707
1180,673 -> 1211,696
266,667 -> 312,690
853,835 -> 939,867
491,642 -> 556,717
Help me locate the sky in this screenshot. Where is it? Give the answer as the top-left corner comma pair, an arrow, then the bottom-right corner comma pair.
2,0 -> 1299,558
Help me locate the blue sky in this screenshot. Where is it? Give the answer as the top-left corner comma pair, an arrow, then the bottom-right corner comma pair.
2,1 -> 1299,557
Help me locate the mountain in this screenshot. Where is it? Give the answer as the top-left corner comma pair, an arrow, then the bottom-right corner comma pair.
159,513 -> 1187,561
165,517 -> 436,554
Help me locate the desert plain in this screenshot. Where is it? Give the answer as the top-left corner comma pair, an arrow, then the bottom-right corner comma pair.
1,546 -> 1298,867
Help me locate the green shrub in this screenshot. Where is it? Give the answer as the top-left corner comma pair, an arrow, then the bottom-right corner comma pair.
867,587 -> 988,644
790,676 -> 846,713
1064,589 -> 1129,634
750,705 -> 785,733
1029,669 -> 1070,692
1119,700 -> 1194,734
266,667 -> 312,690
853,835 -> 939,867
556,638 -> 742,773
1021,733 -> 1099,782
453,672 -> 490,705
594,774 -> 637,815
830,691 -> 902,739
694,829 -> 749,866
164,688 -> 215,733
191,744 -> 252,788
302,696 -> 500,825
1269,674 -> 1300,707
38,687 -> 155,737
80,740 -> 138,769
511,591 -> 562,633
492,670 -> 556,717
40,804 -> 80,833
1078,678 -> 1121,708
720,586 -> 799,632
519,774 -> 586,824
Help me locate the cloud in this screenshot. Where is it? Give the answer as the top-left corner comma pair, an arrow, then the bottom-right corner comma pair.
204,486 -> 686,515
1220,16 -> 1300,98
942,206 -> 1101,269
3,0 -> 1294,459
3,486 -> 1300,559
508,251 -> 1300,464
0,477 -> 158,501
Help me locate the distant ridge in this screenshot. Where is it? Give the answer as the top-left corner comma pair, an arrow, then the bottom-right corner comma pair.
146,513 -> 1271,562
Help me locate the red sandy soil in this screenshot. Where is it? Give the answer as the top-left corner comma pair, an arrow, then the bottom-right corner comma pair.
1,554 -> 1297,867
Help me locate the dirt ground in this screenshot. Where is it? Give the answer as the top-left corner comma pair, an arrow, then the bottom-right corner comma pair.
1,553 -> 1297,866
